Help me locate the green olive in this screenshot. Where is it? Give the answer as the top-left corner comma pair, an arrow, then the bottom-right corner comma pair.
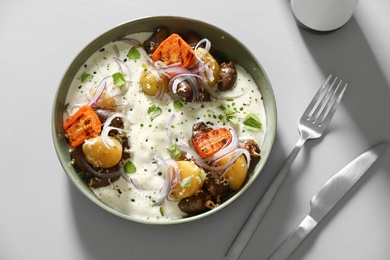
139,69 -> 168,96
196,48 -> 220,87
171,161 -> 205,199
82,136 -> 122,168
217,154 -> 247,190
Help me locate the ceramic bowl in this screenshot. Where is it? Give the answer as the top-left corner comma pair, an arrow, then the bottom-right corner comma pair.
52,16 -> 277,224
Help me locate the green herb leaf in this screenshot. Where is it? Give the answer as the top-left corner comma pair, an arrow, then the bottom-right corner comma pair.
112,72 -> 126,88
148,105 -> 162,119
173,101 -> 183,110
227,116 -> 239,125
80,72 -> 93,83
127,47 -> 141,60
182,177 -> 192,188
159,207 -> 165,216
243,113 -> 262,131
199,171 -> 206,181
225,110 -> 236,116
167,143 -> 181,161
124,160 -> 137,174
219,104 -> 227,110
225,110 -> 238,124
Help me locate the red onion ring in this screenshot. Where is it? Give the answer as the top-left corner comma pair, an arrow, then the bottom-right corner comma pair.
145,65 -> 165,100
119,37 -> 140,46
178,144 -> 204,162
152,157 -> 172,206
162,66 -> 195,77
66,95 -> 89,116
220,148 -> 251,176
121,156 -> 180,205
193,39 -> 214,83
193,39 -> 211,65
164,158 -> 180,188
194,148 -> 250,173
199,79 -> 228,100
113,57 -> 131,78
177,126 -> 251,174
205,126 -> 239,163
120,172 -> 155,193
101,113 -> 129,147
89,76 -> 112,107
112,44 -> 120,57
138,46 -> 155,65
80,156 -> 122,179
169,74 -> 201,102
167,114 -> 176,141
122,157 -> 180,205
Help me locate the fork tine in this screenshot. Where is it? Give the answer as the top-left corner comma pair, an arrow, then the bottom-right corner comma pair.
303,74 -> 333,121
319,80 -> 347,127
309,75 -> 338,122
316,78 -> 342,123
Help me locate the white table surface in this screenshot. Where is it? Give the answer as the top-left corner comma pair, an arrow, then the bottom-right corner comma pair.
1,0 -> 390,259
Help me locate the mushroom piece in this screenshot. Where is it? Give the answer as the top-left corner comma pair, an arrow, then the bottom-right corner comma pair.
143,26 -> 170,55
218,61 -> 237,91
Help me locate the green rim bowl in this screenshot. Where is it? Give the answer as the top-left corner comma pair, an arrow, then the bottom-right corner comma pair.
52,16 -> 277,225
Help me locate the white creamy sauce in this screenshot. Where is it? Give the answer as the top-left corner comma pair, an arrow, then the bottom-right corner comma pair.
65,32 -> 267,222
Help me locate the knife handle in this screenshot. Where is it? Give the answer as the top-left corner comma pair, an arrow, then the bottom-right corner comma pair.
268,215 -> 317,260
226,136 -> 307,260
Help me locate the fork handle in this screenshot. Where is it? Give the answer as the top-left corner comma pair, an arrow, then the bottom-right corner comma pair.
225,136 -> 307,260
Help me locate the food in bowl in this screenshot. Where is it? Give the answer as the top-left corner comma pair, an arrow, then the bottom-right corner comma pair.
61,24 -> 268,222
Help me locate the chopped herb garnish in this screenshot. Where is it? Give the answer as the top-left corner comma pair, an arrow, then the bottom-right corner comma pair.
159,207 -> 165,216
173,101 -> 183,110
182,177 -> 192,188
243,113 -> 262,131
167,143 -> 181,161
225,110 -> 238,124
226,110 -> 236,116
127,47 -> 141,60
199,171 -> 206,181
124,160 -> 137,174
112,72 -> 126,88
148,104 -> 162,119
80,72 -> 93,83
228,116 -> 239,125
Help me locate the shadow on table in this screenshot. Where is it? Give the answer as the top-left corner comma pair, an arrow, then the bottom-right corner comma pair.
234,129 -> 324,259
69,179 -> 220,260
298,17 -> 390,146
68,180 -> 229,260
286,16 -> 390,260
236,13 -> 390,260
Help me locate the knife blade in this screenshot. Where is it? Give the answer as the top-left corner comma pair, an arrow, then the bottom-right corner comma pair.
268,141 -> 388,260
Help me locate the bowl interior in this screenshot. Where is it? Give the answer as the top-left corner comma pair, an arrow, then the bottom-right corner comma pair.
52,16 -> 277,224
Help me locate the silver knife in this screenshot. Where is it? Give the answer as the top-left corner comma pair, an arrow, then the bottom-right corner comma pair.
267,141 -> 388,260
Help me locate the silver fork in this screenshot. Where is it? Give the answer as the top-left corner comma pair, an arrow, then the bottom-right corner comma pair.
225,75 -> 348,260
